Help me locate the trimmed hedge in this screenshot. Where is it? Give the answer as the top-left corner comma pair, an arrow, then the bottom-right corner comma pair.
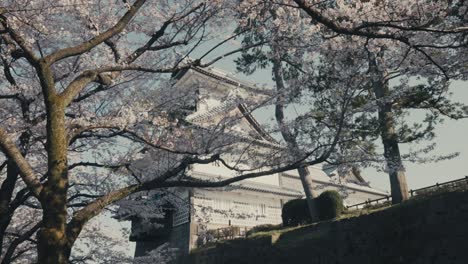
316,190 -> 344,220
282,191 -> 344,226
282,199 -> 310,227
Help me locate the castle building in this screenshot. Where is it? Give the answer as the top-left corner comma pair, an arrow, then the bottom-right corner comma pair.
130,67 -> 388,262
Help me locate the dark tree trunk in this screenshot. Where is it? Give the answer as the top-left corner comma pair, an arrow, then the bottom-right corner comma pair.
370,57 -> 409,204
0,161 -> 19,257
297,167 -> 319,220
0,130 -> 31,258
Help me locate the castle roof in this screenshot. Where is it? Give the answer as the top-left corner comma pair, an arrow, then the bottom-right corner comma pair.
174,67 -> 274,96
174,67 -> 276,143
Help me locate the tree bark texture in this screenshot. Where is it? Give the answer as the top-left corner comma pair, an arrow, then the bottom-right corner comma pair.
370,57 -> 410,204
36,65 -> 71,264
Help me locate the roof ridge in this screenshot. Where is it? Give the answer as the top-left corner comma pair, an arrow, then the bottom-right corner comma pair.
191,67 -> 274,96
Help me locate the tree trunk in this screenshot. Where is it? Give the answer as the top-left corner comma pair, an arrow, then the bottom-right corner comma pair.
297,167 -> 319,221
272,58 -> 319,221
37,66 -> 71,264
376,100 -> 409,203
381,136 -> 409,204
37,106 -> 70,263
370,56 -> 409,204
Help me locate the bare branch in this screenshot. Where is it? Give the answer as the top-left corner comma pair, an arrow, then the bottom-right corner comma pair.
1,221 -> 41,264
0,128 -> 42,198
67,193 -> 103,203
43,0 -> 147,64
200,41 -> 267,67
65,185 -> 139,246
0,10 -> 39,64
104,39 -> 121,62
68,162 -> 129,171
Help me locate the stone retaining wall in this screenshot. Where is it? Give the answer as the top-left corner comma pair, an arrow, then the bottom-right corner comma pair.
189,190 -> 468,264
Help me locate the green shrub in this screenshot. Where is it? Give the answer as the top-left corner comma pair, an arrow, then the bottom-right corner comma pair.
246,224 -> 281,237
282,199 -> 311,227
282,192 -> 344,226
316,190 -> 344,220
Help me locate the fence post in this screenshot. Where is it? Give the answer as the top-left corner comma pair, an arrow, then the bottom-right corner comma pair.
410,190 -> 414,197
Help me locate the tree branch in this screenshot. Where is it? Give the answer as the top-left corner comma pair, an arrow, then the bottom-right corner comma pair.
1,221 -> 42,264
43,0 -> 147,64
292,0 -> 453,78
64,142 -> 334,246
0,11 -> 39,64
68,162 -> 129,171
60,63 -> 194,106
65,185 -> 138,246
0,128 -> 42,198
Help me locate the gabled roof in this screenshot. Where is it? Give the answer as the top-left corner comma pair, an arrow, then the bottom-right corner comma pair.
173,67 -> 276,143
237,103 -> 275,142
174,67 -> 274,96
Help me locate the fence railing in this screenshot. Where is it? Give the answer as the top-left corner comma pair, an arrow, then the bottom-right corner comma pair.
346,176 -> 468,210
346,195 -> 392,210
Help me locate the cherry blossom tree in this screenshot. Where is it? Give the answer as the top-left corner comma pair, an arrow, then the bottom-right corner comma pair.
0,0 -> 275,262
